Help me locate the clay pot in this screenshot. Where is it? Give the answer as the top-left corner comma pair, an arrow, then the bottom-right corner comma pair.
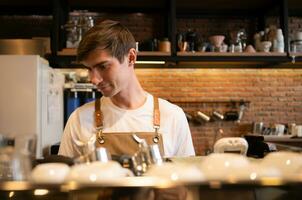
209,35 -> 225,48
244,45 -> 256,53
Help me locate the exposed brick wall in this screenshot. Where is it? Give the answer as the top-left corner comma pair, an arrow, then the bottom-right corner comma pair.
95,13 -> 165,42
135,68 -> 302,155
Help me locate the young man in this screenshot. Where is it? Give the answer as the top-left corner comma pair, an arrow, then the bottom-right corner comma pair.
58,20 -> 195,158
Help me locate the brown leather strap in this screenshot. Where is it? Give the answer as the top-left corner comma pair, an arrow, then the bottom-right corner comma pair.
94,95 -> 160,131
153,96 -> 160,128
94,97 -> 103,129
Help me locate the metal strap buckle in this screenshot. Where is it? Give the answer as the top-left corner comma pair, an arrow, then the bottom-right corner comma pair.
153,125 -> 160,143
153,135 -> 160,143
97,129 -> 105,144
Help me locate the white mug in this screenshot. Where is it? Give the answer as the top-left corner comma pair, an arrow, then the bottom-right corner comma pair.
275,124 -> 285,136
293,125 -> 302,137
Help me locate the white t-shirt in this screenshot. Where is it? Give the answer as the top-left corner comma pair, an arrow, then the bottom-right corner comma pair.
58,93 -> 195,158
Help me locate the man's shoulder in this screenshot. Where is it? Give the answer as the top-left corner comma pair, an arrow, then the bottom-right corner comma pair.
74,99 -> 96,115
157,97 -> 183,115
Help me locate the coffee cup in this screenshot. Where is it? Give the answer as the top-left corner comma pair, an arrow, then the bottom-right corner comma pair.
260,41 -> 272,52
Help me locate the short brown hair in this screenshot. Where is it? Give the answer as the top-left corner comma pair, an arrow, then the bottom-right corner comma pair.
77,20 -> 136,63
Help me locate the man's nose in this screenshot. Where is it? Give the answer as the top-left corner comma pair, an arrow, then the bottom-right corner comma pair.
90,71 -> 102,85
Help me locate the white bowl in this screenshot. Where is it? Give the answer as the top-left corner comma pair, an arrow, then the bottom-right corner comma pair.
199,153 -> 250,181
233,163 -> 282,181
67,161 -> 133,183
261,151 -> 302,179
31,163 -> 70,183
260,41 -> 272,52
145,163 -> 205,183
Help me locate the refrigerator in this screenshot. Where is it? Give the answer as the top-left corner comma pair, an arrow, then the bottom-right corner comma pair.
0,55 -> 64,158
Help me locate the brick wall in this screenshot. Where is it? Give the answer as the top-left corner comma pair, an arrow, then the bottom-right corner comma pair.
96,13 -> 166,42
135,68 -> 302,155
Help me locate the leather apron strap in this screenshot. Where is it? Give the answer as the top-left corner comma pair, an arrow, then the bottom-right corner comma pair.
94,96 -> 164,156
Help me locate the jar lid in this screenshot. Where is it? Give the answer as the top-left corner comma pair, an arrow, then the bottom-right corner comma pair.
161,37 -> 169,41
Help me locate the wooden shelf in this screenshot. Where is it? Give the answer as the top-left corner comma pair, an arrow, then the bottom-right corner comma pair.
138,51 -> 171,56
58,48 -> 77,56
264,135 -> 302,142
58,49 -> 171,56
177,52 -> 287,57
264,135 -> 302,149
49,49 -> 301,68
57,49 -> 288,58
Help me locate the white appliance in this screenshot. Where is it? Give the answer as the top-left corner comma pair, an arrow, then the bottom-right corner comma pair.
213,137 -> 249,155
0,55 -> 64,158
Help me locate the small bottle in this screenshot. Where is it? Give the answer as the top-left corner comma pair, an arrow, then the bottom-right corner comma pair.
273,29 -> 284,53
254,33 -> 261,52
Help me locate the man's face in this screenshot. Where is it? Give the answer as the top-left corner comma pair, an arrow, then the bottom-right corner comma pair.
82,49 -> 130,97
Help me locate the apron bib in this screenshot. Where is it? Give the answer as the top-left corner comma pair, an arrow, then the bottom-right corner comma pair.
94,96 -> 164,156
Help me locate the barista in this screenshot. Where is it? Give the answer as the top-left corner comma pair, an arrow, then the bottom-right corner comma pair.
58,20 -> 195,159
58,19 -> 192,200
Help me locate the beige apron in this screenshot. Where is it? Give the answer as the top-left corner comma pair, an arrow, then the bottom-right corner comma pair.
94,96 -> 164,156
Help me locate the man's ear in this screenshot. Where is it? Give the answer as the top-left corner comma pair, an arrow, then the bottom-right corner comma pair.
128,48 -> 137,65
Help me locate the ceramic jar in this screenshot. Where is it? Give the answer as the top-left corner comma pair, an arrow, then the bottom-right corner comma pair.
158,38 -> 171,52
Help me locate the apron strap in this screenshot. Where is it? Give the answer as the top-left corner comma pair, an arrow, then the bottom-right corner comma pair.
94,95 -> 160,131
94,97 -> 103,131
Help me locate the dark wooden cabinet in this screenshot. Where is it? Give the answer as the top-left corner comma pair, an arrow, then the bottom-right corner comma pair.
2,0 -> 302,67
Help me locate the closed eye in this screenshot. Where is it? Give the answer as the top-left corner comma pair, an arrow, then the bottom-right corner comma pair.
93,61 -> 111,71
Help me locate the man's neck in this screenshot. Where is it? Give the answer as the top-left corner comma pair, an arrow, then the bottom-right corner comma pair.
110,81 -> 147,110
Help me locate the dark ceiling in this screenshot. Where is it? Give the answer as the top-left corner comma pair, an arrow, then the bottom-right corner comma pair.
0,0 -> 301,15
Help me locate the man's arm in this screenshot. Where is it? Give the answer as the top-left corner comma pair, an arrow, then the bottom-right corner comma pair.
174,108 -> 195,157
58,111 -> 81,158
